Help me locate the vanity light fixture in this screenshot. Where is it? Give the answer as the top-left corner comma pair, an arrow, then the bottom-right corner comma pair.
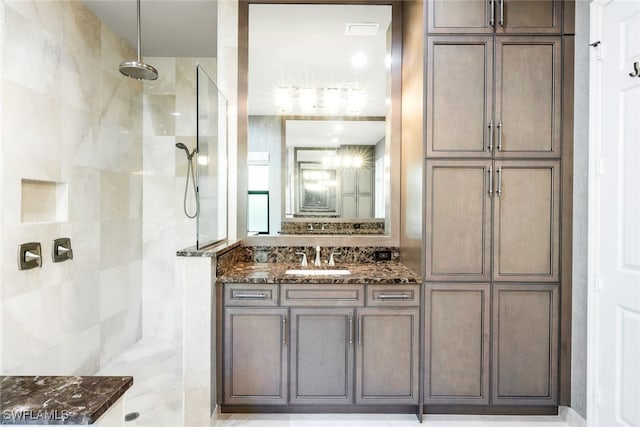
299,88 -> 317,113
322,154 -> 364,169
275,87 -> 366,115
346,89 -> 365,114
275,87 -> 292,113
323,88 -> 341,113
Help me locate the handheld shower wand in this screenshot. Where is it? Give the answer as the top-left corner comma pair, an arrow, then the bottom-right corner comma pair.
175,142 -> 198,218
176,142 -> 195,160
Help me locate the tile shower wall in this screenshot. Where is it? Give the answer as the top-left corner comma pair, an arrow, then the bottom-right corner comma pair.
141,57 -> 216,342
0,0 -> 142,373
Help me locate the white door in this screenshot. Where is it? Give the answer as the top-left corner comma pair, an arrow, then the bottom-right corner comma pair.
589,1 -> 640,426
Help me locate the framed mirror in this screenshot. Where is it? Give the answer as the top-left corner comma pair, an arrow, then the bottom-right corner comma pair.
238,0 -> 401,245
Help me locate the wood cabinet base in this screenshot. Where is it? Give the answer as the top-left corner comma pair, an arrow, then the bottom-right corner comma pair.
221,404 -> 419,414
423,405 -> 558,416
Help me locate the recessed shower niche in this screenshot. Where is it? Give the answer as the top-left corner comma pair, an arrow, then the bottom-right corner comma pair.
21,179 -> 68,223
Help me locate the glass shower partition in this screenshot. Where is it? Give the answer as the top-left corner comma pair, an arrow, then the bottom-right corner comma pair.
196,64 -> 228,249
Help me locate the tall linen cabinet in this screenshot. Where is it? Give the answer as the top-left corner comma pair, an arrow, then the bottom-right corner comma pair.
421,0 -> 574,413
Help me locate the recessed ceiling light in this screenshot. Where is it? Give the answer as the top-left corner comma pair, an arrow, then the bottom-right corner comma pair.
351,53 -> 368,68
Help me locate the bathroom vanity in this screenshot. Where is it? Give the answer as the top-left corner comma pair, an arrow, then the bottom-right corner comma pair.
216,262 -> 421,413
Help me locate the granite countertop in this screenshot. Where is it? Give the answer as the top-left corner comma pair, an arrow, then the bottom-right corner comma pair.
0,376 -> 133,425
176,240 -> 241,258
218,262 -> 421,284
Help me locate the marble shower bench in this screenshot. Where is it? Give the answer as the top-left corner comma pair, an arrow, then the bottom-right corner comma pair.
0,376 -> 132,425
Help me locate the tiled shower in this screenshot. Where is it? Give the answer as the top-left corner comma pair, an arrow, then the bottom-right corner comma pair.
0,0 -> 216,376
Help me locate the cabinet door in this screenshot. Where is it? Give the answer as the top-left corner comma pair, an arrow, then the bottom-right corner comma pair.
426,160 -> 492,281
427,0 -> 495,34
495,37 -> 562,158
496,0 -> 562,34
425,284 -> 490,405
341,168 -> 356,193
426,36 -> 494,158
223,308 -> 288,404
357,167 -> 373,193
290,308 -> 354,404
493,160 -> 560,282
355,308 -> 419,404
342,195 -> 357,218
492,284 -> 559,405
357,195 -> 373,218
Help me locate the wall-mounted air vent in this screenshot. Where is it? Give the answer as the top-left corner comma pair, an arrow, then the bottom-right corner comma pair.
345,23 -> 380,36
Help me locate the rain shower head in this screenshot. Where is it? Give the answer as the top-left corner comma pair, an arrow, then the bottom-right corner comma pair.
119,61 -> 158,81
119,0 -> 158,81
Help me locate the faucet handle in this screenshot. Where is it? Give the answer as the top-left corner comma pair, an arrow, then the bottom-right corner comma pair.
296,252 -> 308,267
328,251 -> 341,267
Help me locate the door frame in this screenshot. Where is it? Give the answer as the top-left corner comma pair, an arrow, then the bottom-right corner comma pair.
586,1 -> 612,425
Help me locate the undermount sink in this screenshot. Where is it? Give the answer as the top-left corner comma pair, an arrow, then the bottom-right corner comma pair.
285,269 -> 351,276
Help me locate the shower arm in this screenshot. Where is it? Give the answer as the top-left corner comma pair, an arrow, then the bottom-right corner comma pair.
136,0 -> 142,63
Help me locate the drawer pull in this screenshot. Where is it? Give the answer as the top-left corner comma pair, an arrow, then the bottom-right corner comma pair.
378,293 -> 411,300
233,292 -> 268,299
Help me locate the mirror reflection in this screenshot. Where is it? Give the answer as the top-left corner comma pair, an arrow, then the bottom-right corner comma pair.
246,3 -> 392,236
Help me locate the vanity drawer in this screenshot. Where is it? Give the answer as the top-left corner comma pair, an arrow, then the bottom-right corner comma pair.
366,285 -> 420,307
224,283 -> 279,307
281,284 -> 365,307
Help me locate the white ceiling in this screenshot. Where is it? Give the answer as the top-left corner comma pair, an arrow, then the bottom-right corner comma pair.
286,120 -> 386,148
80,0 -> 217,57
248,4 -> 392,116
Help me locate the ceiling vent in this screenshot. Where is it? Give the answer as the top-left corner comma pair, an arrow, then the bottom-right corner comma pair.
345,23 -> 380,36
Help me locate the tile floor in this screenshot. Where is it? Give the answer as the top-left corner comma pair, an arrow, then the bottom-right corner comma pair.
99,339 -> 576,427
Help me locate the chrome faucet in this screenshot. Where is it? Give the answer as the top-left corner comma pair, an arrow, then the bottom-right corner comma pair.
296,252 -> 308,267
314,246 -> 322,267
328,250 -> 341,266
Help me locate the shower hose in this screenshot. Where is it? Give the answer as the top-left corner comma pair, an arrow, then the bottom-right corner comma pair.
183,154 -> 199,218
